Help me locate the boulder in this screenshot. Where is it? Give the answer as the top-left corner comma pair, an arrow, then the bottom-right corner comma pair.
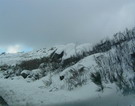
21,70 -> 31,78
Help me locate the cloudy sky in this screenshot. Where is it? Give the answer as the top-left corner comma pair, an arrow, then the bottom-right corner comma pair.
0,0 -> 135,53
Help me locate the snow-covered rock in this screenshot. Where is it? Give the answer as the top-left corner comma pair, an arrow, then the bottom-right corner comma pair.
21,70 -> 31,78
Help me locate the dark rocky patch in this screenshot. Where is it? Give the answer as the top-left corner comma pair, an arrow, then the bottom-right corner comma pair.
60,76 -> 64,80
0,96 -> 8,106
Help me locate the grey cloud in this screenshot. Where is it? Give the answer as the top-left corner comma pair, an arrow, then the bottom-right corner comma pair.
0,0 -> 135,49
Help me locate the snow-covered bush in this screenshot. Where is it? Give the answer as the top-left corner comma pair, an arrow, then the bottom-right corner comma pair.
93,37 -> 135,94
31,69 -> 44,80
92,38 -> 112,53
42,73 -> 52,87
60,66 -> 88,90
90,72 -> 104,91
3,68 -> 15,78
0,64 -> 10,71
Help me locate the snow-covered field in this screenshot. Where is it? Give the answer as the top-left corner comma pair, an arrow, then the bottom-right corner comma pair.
0,75 -> 134,106
0,75 -> 135,106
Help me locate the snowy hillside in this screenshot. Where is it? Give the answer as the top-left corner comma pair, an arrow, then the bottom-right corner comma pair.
0,43 -> 91,66
0,28 -> 135,106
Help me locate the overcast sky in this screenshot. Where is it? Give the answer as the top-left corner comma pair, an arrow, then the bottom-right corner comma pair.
0,0 -> 135,53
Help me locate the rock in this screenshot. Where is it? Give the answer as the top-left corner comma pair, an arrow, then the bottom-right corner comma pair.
60,76 -> 64,80
21,70 -> 31,78
50,51 -> 64,62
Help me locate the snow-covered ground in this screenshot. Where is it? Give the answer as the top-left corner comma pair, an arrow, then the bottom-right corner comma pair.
0,42 -> 135,106
0,76 -> 134,106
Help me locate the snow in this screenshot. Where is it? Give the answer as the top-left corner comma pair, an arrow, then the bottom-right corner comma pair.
54,43 -> 92,60
21,70 -> 31,75
0,42 -> 135,106
0,77 -> 134,106
0,43 -> 91,66
60,53 -> 101,80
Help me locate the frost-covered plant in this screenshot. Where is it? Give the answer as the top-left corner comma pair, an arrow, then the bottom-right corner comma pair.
93,36 -> 135,94
90,72 -> 104,91
64,66 -> 87,90
42,72 -> 52,87
0,64 -> 10,71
